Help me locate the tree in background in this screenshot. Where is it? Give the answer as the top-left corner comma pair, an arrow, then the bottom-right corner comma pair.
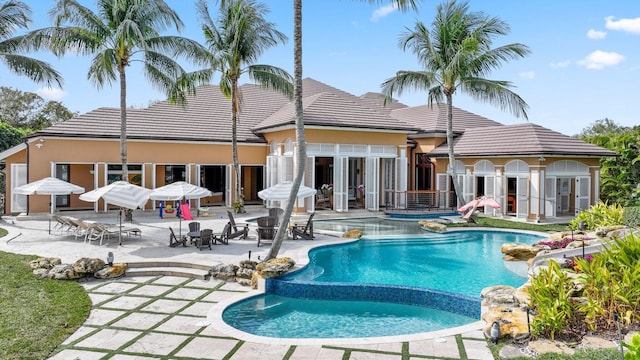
0,0 -> 62,86
191,0 -> 292,212
381,0 -> 529,208
0,86 -> 75,129
577,119 -> 640,206
29,0 -> 207,181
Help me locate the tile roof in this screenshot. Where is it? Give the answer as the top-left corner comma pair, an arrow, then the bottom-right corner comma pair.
389,103 -> 503,135
427,123 -> 618,157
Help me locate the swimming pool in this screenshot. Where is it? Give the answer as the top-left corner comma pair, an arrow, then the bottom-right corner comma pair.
222,228 -> 544,339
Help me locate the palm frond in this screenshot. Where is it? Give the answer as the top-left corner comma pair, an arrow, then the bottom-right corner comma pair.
86,49 -> 117,88
0,53 -> 62,87
247,64 -> 293,99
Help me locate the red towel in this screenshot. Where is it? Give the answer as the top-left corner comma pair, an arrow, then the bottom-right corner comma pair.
181,203 -> 193,220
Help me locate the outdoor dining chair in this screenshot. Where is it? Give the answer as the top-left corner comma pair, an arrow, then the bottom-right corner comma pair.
226,211 -> 249,240
197,229 -> 213,250
291,212 -> 315,240
256,216 -> 277,247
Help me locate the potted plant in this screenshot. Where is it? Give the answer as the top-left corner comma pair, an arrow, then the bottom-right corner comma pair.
358,184 -> 365,207
232,199 -> 245,214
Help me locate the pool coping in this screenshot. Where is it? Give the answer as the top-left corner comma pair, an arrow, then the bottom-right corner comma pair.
207,226 -> 548,345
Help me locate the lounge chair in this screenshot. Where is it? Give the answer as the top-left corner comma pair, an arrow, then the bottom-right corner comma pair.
256,216 -> 277,247
197,229 -> 213,250
226,211 -> 249,240
214,222 -> 231,245
187,222 -> 201,244
86,223 -> 119,246
169,227 -> 187,247
66,217 -> 93,242
51,215 -> 75,235
291,212 -> 315,240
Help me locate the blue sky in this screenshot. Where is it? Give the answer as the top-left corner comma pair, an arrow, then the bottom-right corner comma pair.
2,0 -> 639,136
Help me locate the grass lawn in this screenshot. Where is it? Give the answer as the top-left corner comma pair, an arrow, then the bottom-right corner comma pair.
448,216 -> 569,232
0,228 -> 91,360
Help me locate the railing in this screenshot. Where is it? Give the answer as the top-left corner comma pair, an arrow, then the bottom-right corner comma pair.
383,190 -> 457,211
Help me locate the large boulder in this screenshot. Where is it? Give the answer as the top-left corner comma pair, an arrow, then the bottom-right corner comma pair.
343,229 -> 363,239
418,220 -> 447,233
94,263 -> 127,279
481,286 -> 531,341
501,243 -> 545,261
255,257 -> 295,278
29,257 -> 61,270
48,264 -> 83,280
211,264 -> 239,281
527,339 -> 575,356
73,258 -> 106,274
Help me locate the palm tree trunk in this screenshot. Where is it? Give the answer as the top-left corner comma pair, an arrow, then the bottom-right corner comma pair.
231,79 -> 242,208
265,0 -> 304,261
119,68 -> 128,181
446,93 -> 465,207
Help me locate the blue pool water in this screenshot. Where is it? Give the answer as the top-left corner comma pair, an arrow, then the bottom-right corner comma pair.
223,229 -> 544,339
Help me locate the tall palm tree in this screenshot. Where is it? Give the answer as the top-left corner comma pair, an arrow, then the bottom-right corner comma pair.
265,0 -> 419,261
30,0 -> 207,181
193,0 -> 293,211
0,0 -> 62,86
382,0 -> 530,208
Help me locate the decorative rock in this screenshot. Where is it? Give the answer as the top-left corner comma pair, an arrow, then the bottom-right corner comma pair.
29,257 -> 61,270
607,228 -> 639,240
255,257 -> 295,278
500,243 -> 545,261
498,345 -> 532,359
418,220 -> 447,232
482,308 -> 530,340
48,264 -> 83,280
235,267 -> 254,280
595,225 -> 627,237
250,271 -> 264,289
239,260 -> 257,270
33,268 -> 50,278
579,335 -> 617,350
236,277 -> 251,287
481,286 -> 519,307
73,258 -> 106,274
527,339 -> 575,356
343,229 -> 363,239
94,263 -> 127,279
211,264 -> 239,281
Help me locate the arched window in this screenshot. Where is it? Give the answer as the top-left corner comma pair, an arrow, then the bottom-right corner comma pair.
473,160 -> 495,175
284,139 -> 293,155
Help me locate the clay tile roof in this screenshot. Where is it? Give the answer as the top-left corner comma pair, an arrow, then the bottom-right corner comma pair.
389,103 -> 503,134
427,123 -> 618,157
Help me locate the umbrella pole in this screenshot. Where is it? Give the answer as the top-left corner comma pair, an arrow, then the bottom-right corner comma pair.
119,209 -> 122,246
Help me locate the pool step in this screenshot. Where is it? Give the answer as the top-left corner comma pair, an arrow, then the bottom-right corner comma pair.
126,261 -> 211,280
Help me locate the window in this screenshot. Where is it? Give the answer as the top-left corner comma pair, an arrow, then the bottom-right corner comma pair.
107,164 -> 142,184
56,164 -> 70,207
415,154 -> 433,190
165,165 -> 186,184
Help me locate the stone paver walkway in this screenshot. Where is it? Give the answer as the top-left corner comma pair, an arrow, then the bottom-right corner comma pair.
48,275 -> 495,360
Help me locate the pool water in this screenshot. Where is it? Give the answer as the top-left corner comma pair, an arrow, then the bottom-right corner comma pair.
285,230 -> 540,297
223,294 -> 477,338
223,227 -> 544,339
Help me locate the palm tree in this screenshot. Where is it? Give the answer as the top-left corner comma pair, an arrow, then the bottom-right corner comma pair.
382,0 -> 530,208
193,0 -> 293,212
0,0 -> 62,86
30,0 -> 207,181
265,0 -> 419,260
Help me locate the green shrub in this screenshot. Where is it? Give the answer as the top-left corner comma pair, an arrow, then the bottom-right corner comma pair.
570,201 -> 624,230
623,333 -> 640,360
624,206 -> 640,228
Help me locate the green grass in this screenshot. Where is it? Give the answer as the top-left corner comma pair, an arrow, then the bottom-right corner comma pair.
448,216 -> 569,232
0,228 -> 91,360
509,348 -> 622,359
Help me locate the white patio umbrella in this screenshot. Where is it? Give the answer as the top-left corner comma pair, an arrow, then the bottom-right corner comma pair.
13,177 -> 86,233
149,181 -> 213,238
80,181 -> 151,245
258,181 -> 316,209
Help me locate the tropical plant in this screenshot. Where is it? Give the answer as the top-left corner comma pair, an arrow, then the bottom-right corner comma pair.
623,333 -> 640,360
28,0 -> 207,180
265,0 -> 419,261
569,201 -> 624,230
0,0 -> 62,86
191,0 -> 293,213
381,0 -> 530,208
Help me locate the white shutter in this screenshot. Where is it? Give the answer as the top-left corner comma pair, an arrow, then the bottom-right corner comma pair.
225,164 -> 233,208
436,173 -> 449,209
463,173 -> 474,203
575,176 -> 590,215
517,176 -> 529,218
484,175 -> 495,215
366,157 -> 379,211
11,164 -> 27,213
545,176 -> 556,218
305,156 -> 315,211
284,156 -> 294,181
494,174 -> 504,216
381,159 -> 394,209
334,157 -> 349,212
394,157 -> 407,209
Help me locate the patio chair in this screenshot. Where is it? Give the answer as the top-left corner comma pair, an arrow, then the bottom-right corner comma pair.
256,216 -> 277,247
51,215 -> 75,235
315,192 -> 330,209
269,208 -> 284,226
213,222 -> 231,245
66,217 -> 92,242
291,212 -> 315,240
226,211 -> 249,240
169,227 -> 187,247
86,223 -> 119,246
197,229 -> 213,250
187,221 -> 201,244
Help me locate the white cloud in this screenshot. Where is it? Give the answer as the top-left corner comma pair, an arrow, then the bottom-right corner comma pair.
587,29 -> 607,39
36,87 -> 67,101
519,71 -> 535,79
370,4 -> 398,22
578,50 -> 625,69
605,16 -> 640,34
549,60 -> 571,68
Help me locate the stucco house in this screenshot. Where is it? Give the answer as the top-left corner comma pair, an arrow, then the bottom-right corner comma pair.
0,78 -> 616,221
